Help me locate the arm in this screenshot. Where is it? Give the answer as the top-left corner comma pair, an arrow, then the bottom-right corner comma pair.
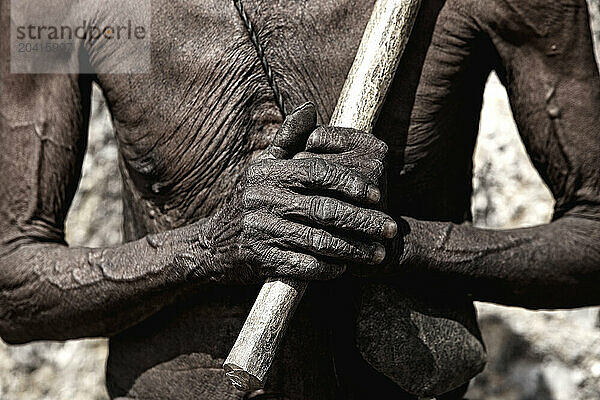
0,65 -> 230,342
0,33 -> 394,345
397,0 -> 600,309
1,0 -> 245,343
400,216 -> 600,309
0,0 -> 398,344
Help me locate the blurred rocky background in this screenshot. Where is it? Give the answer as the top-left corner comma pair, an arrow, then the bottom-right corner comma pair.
0,85 -> 116,399
0,2 -> 599,399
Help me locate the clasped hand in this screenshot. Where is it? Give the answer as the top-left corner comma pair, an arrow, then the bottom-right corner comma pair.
206,103 -> 397,284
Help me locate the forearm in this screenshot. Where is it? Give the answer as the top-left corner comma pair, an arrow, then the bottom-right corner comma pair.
398,212 -> 600,309
0,221 -> 222,344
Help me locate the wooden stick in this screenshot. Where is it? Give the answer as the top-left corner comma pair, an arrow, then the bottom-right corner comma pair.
223,0 -> 422,391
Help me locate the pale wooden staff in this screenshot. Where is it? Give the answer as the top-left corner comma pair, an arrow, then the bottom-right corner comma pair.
223,0 -> 422,391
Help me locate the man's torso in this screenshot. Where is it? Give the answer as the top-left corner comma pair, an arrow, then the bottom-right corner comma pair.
86,1 -> 481,398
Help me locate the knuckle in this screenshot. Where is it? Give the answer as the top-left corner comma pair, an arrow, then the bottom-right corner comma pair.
330,264 -> 347,278
298,225 -> 313,245
241,187 -> 262,210
240,213 -> 261,233
345,242 -> 359,258
308,157 -> 330,185
339,170 -> 366,198
260,245 -> 280,264
348,207 -> 368,228
240,214 -> 253,233
245,160 -> 269,183
360,133 -> 388,158
308,230 -> 327,252
284,253 -> 319,279
362,211 -> 386,235
348,128 -> 366,139
288,253 -> 347,280
242,167 -> 253,186
329,235 -> 353,256
349,173 -> 367,197
362,245 -> 376,261
373,215 -> 388,234
338,202 -> 356,225
309,196 -> 329,222
336,239 -> 360,257
318,262 -> 345,280
245,163 -> 258,177
354,131 -> 370,144
336,236 -> 364,258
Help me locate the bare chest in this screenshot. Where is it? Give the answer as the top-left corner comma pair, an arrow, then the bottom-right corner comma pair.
92,0 -> 374,232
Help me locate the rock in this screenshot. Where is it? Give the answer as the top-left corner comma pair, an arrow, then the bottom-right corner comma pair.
471,73 -> 555,229
467,305 -> 600,400
65,84 -> 123,248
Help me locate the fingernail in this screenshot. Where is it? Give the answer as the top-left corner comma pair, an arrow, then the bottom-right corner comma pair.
372,243 -> 386,264
306,133 -> 319,150
290,102 -> 316,121
382,220 -> 397,239
294,101 -> 315,113
367,185 -> 380,203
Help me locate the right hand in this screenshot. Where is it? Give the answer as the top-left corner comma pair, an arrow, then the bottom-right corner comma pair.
205,103 -> 397,284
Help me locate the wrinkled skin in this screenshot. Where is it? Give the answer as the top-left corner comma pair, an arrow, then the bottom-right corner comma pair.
1,0 -> 599,399
207,103 -> 395,284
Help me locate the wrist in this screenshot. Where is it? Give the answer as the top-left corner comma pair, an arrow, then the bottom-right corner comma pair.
395,217 -> 421,268
176,205 -> 249,285
349,217 -> 417,279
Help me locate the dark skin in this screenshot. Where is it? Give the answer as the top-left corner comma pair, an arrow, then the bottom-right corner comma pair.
1,0 -> 599,399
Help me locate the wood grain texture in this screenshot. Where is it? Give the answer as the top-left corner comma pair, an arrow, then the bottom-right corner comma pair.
330,0 -> 422,133
223,278 -> 307,390
223,0 -> 422,390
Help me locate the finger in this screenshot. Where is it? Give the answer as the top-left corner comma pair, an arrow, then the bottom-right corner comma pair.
305,126 -> 355,153
243,213 -> 387,264
252,243 -> 346,281
246,158 -> 381,204
261,102 -> 317,160
242,189 -> 397,240
305,126 -> 388,160
293,152 -> 384,183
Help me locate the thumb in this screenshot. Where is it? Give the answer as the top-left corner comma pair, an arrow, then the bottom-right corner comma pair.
261,102 -> 317,160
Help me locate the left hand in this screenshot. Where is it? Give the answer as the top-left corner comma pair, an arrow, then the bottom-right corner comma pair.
292,122 -> 396,269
